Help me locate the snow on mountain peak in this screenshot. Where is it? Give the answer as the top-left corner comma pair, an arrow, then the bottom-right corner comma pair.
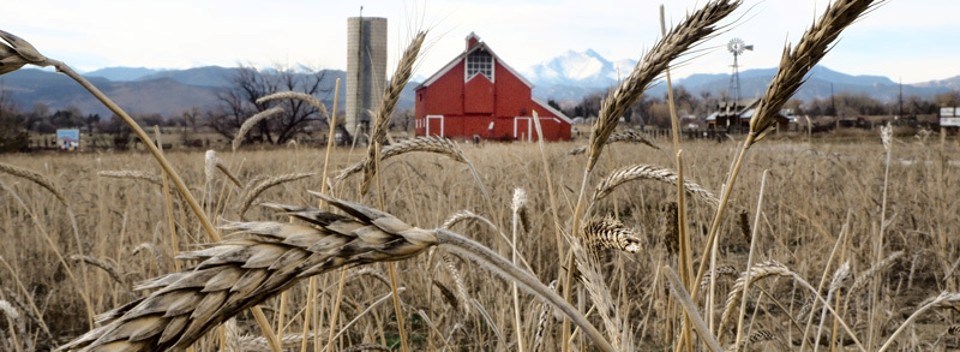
526,49 -> 636,88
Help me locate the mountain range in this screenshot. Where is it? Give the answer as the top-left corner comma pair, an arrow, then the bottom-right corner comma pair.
524,50 -> 958,104
1,50 -> 957,118
0,67 -> 354,118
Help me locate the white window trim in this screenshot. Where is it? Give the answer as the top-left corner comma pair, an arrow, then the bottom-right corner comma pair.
464,51 -> 495,83
426,115 -> 444,137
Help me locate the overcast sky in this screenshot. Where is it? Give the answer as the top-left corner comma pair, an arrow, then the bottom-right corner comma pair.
3,1 -> 956,84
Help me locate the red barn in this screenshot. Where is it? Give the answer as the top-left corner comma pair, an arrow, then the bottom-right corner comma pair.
414,33 -> 572,141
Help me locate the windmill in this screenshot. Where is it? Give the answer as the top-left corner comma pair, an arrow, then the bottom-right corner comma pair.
727,38 -> 753,105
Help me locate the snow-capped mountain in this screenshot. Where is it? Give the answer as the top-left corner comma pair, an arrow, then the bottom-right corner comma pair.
525,49 -> 636,90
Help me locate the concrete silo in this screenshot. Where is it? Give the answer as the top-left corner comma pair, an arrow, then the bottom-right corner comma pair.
346,16 -> 387,137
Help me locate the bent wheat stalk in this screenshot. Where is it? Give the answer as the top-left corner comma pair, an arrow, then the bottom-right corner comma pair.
0,161 -> 68,206
592,164 -> 719,207
336,136 -> 466,182
59,193 -> 615,352
256,91 -> 329,118
237,172 -> 316,217
233,107 -> 285,152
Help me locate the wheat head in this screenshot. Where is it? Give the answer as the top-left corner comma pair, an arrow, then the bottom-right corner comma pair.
592,164 -> 719,207
232,107 -> 284,152
57,193 -> 437,351
256,91 -> 329,119
237,172 -> 315,217
581,216 -> 642,254
747,0 -> 881,144
361,31 -> 427,194
719,261 -> 795,333
587,0 -> 740,170
98,170 -> 163,187
337,135 -> 465,182
0,161 -> 68,206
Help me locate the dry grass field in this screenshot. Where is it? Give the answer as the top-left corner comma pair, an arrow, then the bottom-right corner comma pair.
2,137 -> 959,351
4,0 -> 959,350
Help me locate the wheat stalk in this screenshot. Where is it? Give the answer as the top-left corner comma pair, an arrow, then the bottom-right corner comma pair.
237,172 -> 315,217
719,261 -> 794,333
361,31 -> 427,195
440,254 -> 471,314
878,292 -> 960,352
531,280 -> 558,352
606,129 -> 661,150
232,107 -> 284,152
585,0 -> 739,170
441,209 -> 487,229
0,162 -> 68,206
98,170 -> 163,187
70,255 -> 125,285
725,330 -> 776,352
205,150 -> 241,188
848,250 -> 904,298
336,135 -> 466,182
812,260 -> 851,350
569,231 -> 632,351
747,0 -> 883,145
60,193 -> 615,352
256,91 -> 329,119
592,164 -> 719,207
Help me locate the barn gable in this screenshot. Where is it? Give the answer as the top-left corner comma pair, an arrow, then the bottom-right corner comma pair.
414,33 -> 571,141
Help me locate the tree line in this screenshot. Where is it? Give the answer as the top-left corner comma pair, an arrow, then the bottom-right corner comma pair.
558,86 -> 960,129
0,66 -> 336,153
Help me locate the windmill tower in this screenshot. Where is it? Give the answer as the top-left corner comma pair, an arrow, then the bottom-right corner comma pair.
727,38 -> 753,105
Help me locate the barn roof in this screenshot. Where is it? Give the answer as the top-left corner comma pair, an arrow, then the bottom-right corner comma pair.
416,38 -> 534,90
533,97 -> 573,125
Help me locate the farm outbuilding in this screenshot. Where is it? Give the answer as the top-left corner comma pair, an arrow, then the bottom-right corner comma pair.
414,33 -> 572,141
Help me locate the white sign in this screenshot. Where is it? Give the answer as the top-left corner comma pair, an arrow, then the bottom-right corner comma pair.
941,117 -> 960,127
941,107 -> 956,117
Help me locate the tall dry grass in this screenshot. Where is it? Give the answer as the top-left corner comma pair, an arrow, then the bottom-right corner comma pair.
3,1 -> 958,351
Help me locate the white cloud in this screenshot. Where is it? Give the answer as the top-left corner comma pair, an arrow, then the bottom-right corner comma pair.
2,0 -> 958,82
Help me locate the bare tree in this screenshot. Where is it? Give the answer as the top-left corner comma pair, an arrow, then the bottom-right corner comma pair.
207,65 -> 331,145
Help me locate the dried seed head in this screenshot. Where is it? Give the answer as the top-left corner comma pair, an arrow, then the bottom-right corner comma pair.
880,123 -> 893,151
582,216 -> 642,253
747,0 -> 880,146
511,188 -> 527,213
0,161 -> 68,206
0,30 -> 46,63
0,40 -> 27,75
204,150 -> 220,184
0,299 -> 19,320
0,29 -> 47,75
606,129 -> 660,150
659,202 -> 679,255
232,107 -> 284,152
586,0 -> 741,170
947,325 -> 960,335
829,260 -> 851,293
593,164 -> 719,207
98,170 -> 162,187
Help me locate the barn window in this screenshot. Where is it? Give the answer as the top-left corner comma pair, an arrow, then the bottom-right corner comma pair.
466,49 -> 493,81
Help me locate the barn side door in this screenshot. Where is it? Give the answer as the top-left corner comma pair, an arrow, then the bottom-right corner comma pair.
426,115 -> 444,137
513,116 -> 537,142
